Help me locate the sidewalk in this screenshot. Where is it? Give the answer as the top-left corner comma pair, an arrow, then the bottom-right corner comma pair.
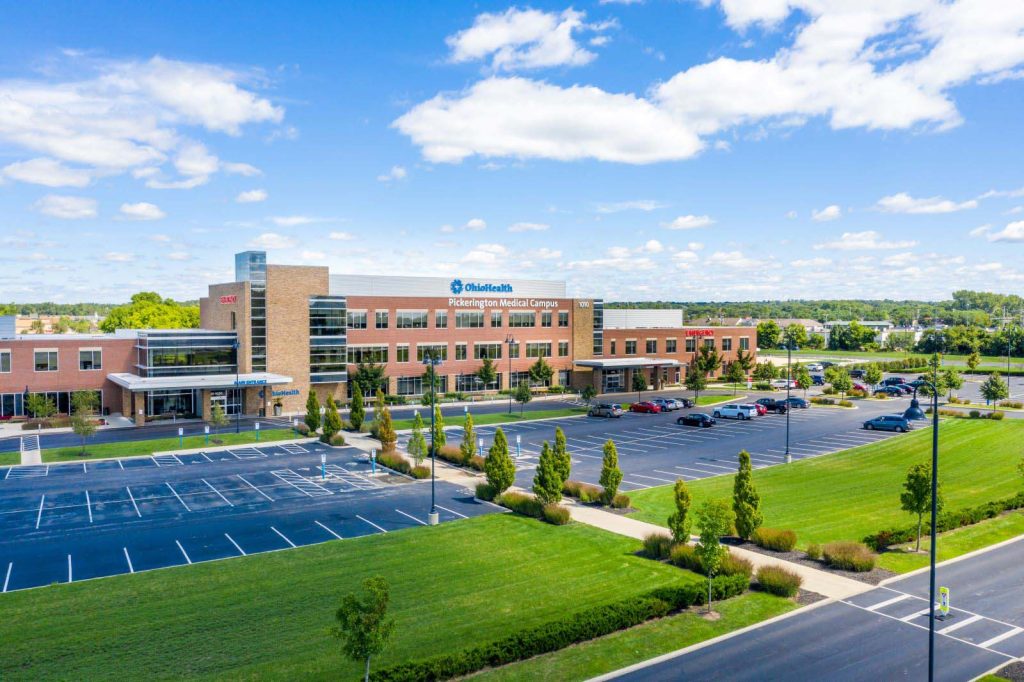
343,431 -> 482,487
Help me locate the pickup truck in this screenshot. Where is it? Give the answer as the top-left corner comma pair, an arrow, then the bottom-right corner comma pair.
712,404 -> 759,420
754,398 -> 788,413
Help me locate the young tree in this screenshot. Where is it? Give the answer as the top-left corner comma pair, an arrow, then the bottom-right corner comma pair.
734,348 -> 755,375
667,478 -> 693,544
374,388 -> 386,425
431,404 -> 446,451
476,357 -> 498,390
980,372 -> 1010,405
459,411 -> 476,463
685,367 -> 707,404
322,395 -> 343,441
966,351 -> 981,372
696,499 -> 735,614
724,361 -> 746,395
70,391 -> 98,455
793,363 -> 813,397
752,361 -> 777,384
532,441 -> 563,505
553,427 -> 571,484
580,385 -> 597,406
25,393 -> 57,420
331,576 -> 396,682
830,368 -> 853,400
421,368 -> 442,405
376,404 -> 397,451
484,427 -> 516,494
514,381 -> 532,416
529,356 -> 554,388
900,462 -> 944,552
865,363 -> 883,389
695,344 -> 724,380
599,440 -> 623,504
407,411 -> 428,465
304,391 -> 321,433
350,362 -> 388,398
806,333 -> 826,350
631,370 -> 648,401
942,368 -> 964,400
784,323 -> 808,347
732,450 -> 763,540
756,320 -> 782,349
209,401 -> 229,433
349,385 -> 365,431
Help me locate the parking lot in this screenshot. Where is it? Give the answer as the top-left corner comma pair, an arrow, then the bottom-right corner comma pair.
0,442 -> 497,593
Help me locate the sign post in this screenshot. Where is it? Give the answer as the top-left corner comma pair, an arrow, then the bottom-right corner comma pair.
938,587 -> 950,620
478,437 -> 483,455
370,448 -> 377,476
204,425 -> 210,446
255,421 -> 260,442
292,418 -> 298,434
321,453 -> 326,480
178,427 -> 183,448
516,434 -> 521,460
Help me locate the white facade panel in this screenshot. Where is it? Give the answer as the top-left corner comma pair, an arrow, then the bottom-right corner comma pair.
329,274 -> 565,298
603,309 -> 684,329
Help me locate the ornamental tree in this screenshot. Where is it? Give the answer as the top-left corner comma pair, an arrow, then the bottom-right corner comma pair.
581,385 -> 597,406
484,427 -> 516,495
724,361 -> 746,395
331,576 -> 396,682
431,404 -> 446,451
667,478 -> 693,544
900,461 -> 944,552
696,499 -> 735,614
732,450 -> 763,540
323,395 -> 343,441
459,412 -> 476,463
685,368 -> 707,404
980,372 -> 1009,405
304,391 -> 321,433
532,441 -> 563,505
376,403 -> 397,451
407,412 -> 427,465
599,440 -> 623,504
514,381 -> 532,416
632,370 -> 648,401
865,363 -> 883,389
350,386 -> 365,431
553,426 -> 571,483
476,357 -> 498,389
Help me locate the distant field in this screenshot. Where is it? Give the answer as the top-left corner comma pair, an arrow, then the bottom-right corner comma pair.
42,428 -> 297,462
762,348 -> 1024,368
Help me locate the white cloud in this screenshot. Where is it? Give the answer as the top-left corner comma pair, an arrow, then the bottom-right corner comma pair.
104,252 -> 135,262
687,242 -> 704,251
446,8 -> 610,71
465,218 -> 487,231
269,215 -> 319,227
440,225 -> 455,233
705,250 -> 761,268
594,199 -> 668,213
34,195 -> 97,219
299,250 -> 326,261
119,202 -> 166,221
785,210 -> 798,219
987,221 -> 1024,242
529,247 -> 562,259
663,214 -> 714,230
223,162 -> 262,177
329,231 -> 355,241
876,192 -> 977,214
811,204 -> 842,222
791,257 -> 832,267
462,243 -> 509,264
236,189 -> 267,203
376,165 -> 407,182
642,239 -> 664,253
673,250 -> 699,262
167,251 -> 190,261
249,232 -> 296,249
509,221 -> 549,232
813,230 -> 919,250
979,186 -> 1024,200
969,224 -> 992,238
150,234 -> 172,242
2,158 -> 91,187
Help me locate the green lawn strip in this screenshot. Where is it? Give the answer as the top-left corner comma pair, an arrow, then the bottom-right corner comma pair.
696,395 -> 741,406
41,428 -> 298,462
0,515 -> 698,681
391,407 -> 586,431
877,511 -> 1024,573
0,452 -> 19,466
761,349 -> 1024,366
627,420 -> 1024,548
469,592 -> 797,682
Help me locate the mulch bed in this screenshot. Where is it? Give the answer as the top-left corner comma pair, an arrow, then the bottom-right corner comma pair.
723,537 -> 897,585
794,589 -> 828,606
996,661 -> 1024,682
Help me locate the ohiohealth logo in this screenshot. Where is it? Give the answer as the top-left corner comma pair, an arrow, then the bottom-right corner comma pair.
450,279 -> 464,295
449,278 -> 513,294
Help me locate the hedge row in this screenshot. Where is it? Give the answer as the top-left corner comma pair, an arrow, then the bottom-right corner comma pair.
375,451 -> 429,479
926,408 -> 1005,420
374,578 -> 749,681
435,445 -> 485,471
848,357 -> 930,372
865,491 -> 1024,550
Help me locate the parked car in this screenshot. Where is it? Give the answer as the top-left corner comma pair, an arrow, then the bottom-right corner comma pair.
588,403 -> 624,418
875,386 -> 905,397
806,363 -> 824,372
908,379 -> 928,389
852,382 -> 869,392
677,413 -> 716,428
675,397 -> 695,409
881,377 -> 907,386
754,398 -> 788,413
741,402 -> 767,416
770,378 -> 797,389
629,401 -> 662,414
712,404 -> 759,420
782,397 -> 809,409
850,369 -> 867,379
651,398 -> 680,412
811,375 -> 826,386
894,384 -> 914,395
820,361 -> 837,369
863,415 -> 911,432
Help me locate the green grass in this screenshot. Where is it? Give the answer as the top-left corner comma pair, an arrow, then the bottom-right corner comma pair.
470,591 -> 797,681
0,514 -> 700,680
392,407 -> 587,431
41,428 -> 298,462
628,419 -> 1024,551
697,395 -> 741,406
0,452 -> 19,466
761,348 -> 1024,368
877,511 -> 1024,573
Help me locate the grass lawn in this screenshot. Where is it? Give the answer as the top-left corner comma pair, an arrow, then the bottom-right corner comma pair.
0,451 -> 19,466
391,407 -> 587,431
877,511 -> 1024,573
469,591 -> 797,681
0,514 -> 701,680
761,348 -> 1024,368
697,395 -> 742,406
628,419 -> 1024,552
41,428 -> 298,462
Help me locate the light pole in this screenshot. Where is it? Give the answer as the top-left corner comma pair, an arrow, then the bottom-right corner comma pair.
505,333 -> 516,414
233,340 -> 241,433
784,337 -> 794,464
423,351 -> 442,525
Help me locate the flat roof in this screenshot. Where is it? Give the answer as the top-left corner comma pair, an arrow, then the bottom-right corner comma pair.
107,372 -> 292,392
574,357 -> 681,369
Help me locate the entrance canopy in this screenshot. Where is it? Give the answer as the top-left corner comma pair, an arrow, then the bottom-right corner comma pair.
574,357 -> 680,369
107,372 -> 293,392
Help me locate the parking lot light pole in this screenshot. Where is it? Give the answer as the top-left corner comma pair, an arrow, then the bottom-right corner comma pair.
785,338 -> 795,464
424,352 -> 442,525
505,333 -> 516,414
233,340 -> 241,434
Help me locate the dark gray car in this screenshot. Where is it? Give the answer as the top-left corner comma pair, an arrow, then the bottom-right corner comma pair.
863,415 -> 911,432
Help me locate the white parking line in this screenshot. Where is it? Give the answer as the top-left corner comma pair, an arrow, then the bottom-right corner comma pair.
629,473 -> 677,484
937,614 -> 983,634
67,555 -> 72,583
434,503 -> 468,519
200,452 -> 214,463
692,461 -> 735,471
901,607 -> 934,622
315,520 -> 344,539
271,526 -> 296,547
202,478 -> 234,507
619,479 -> 653,490
395,509 -> 427,525
176,540 -> 192,564
979,627 -> 1024,650
357,515 -> 389,533
653,469 -> 692,480
166,482 -> 192,512
117,459 -> 124,470
85,490 -> 93,523
123,547 -> 134,573
673,465 -> 722,477
237,474 -> 274,501
126,486 -> 142,517
35,494 -> 45,529
3,563 -> 11,592
225,533 -> 246,556
865,594 -> 910,611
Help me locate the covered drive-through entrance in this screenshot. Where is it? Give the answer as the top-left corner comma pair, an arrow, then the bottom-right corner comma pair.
573,357 -> 682,394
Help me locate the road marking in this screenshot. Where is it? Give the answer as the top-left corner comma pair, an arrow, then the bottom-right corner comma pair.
937,614 -> 983,634
673,465 -> 721,477
271,526 -> 296,547
202,478 -> 234,507
200,452 -> 213,463
395,508 -> 427,525
434,503 -> 468,519
123,547 -> 134,573
67,555 -> 72,583
2,563 -> 10,592
979,627 -> 1024,650
692,461 -> 735,471
117,458 -> 124,470
357,515 -> 388,533
865,594 -> 911,611
224,533 -> 246,556
85,490 -> 93,523
82,462 -> 87,474
901,607 -> 935,622
176,540 -> 192,564
126,486 -> 142,517
237,474 -> 274,501
653,469 -> 693,480
35,494 -> 45,529
629,473 -> 677,484
315,520 -> 343,539
166,482 -> 191,512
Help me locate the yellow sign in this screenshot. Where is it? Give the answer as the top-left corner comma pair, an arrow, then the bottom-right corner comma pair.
939,587 -> 950,617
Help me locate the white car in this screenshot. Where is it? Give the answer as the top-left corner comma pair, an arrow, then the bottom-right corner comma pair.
806,363 -> 823,372
770,378 -> 797,389
712,404 -> 759,420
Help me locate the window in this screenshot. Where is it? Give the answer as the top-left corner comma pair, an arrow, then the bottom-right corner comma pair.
79,349 -> 102,371
347,311 -> 367,329
558,369 -> 570,386
474,343 -> 502,360
541,311 -> 552,327
722,337 -> 733,351
508,342 -> 520,359
509,370 -> 532,387
666,339 -> 677,353
34,350 -> 58,372
310,339 -> 348,383
310,297 -> 346,336
490,311 -> 502,327
456,373 -> 500,392
0,350 -> 10,373
525,342 -> 551,358
455,311 -> 484,328
625,340 -> 637,355
230,311 -> 236,331
397,376 -> 423,396
646,339 -> 657,354
740,337 -> 750,351
435,310 -> 448,328
375,311 -> 389,329
396,311 -> 428,329
509,312 -> 535,327
558,311 -> 569,327
455,343 -> 467,361
416,344 -> 448,362
396,345 -> 409,363
558,341 -> 569,357
685,338 -> 696,352
610,340 -> 616,355
348,345 -> 388,363
703,338 -> 716,349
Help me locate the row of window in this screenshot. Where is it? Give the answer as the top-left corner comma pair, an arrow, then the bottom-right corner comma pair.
608,337 -> 750,355
0,349 -> 103,373
346,309 -> 570,330
346,340 -> 570,365
392,369 -> 572,396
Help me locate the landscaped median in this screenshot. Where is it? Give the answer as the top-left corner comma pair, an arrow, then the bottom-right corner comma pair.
40,428 -> 298,462
390,407 -> 587,432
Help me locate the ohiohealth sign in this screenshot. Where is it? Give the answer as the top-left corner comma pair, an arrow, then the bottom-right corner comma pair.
449,279 -> 513,295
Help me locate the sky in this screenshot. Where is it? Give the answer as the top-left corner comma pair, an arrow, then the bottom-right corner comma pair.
1,0 -> 1023,304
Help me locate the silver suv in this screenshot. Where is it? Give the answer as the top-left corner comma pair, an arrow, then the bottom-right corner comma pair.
712,404 -> 758,420
588,403 -> 624,418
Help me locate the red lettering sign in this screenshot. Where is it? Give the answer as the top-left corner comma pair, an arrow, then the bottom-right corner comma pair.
219,295 -> 237,304
684,329 -> 714,337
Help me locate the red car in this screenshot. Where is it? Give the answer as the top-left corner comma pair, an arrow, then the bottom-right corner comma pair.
629,401 -> 662,414
744,403 -> 767,416
852,382 -> 869,392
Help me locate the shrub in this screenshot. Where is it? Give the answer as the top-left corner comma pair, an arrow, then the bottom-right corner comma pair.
719,553 -> 754,579
753,381 -> 773,391
498,491 -> 544,519
864,491 -> 1024,550
410,465 -> 431,479
475,483 -> 496,501
811,397 -> 836,405
437,444 -> 466,465
295,423 -> 311,436
755,565 -> 803,597
328,432 -> 346,446
610,493 -> 632,509
822,386 -> 836,395
990,411 -> 1006,420
383,394 -> 407,406
467,455 -> 486,472
969,409 -> 981,418
376,450 -> 412,476
847,389 -> 867,399
641,532 -> 674,560
751,528 -> 798,553
563,480 -> 603,503
542,503 -> 572,525
805,543 -> 822,561
822,541 -> 877,572
669,543 -> 703,572
838,400 -> 854,408
998,400 -> 1023,409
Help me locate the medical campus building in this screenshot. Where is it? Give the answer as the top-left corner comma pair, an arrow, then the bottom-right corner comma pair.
0,252 -> 755,424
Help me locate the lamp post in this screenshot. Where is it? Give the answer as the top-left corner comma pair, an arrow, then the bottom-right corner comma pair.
233,340 -> 241,434
423,351 -> 443,525
784,337 -> 795,464
505,333 -> 516,414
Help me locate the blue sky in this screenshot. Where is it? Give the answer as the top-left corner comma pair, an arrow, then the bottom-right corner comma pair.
1,0 -> 1023,303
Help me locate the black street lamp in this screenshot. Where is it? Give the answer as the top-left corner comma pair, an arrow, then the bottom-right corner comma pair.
784,337 -> 796,464
505,333 -> 516,414
423,351 -> 443,525
233,340 -> 241,434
